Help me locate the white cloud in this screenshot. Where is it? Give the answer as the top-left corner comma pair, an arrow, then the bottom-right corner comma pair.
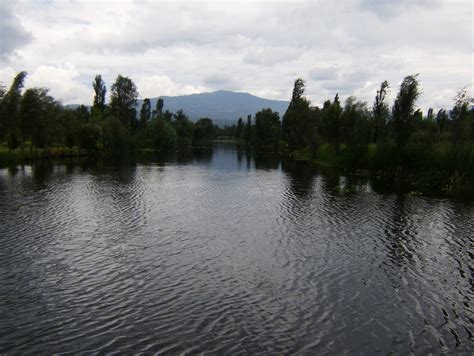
0,2 -> 33,58
136,75 -> 208,98
26,64 -> 91,104
0,0 -> 470,111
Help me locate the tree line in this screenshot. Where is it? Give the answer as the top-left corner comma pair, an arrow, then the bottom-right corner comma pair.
230,76 -> 473,192
0,71 -> 472,193
0,72 -> 217,155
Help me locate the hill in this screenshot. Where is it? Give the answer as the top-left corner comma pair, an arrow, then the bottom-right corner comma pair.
138,90 -> 289,126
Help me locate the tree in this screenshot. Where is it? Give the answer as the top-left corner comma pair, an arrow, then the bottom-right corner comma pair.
391,74 -> 421,148
92,74 -> 106,118
372,80 -> 390,142
290,78 -> 305,106
173,109 -> 194,146
426,107 -> 434,121
254,108 -> 281,147
150,117 -> 176,151
110,74 -> 138,128
193,118 -> 214,145
19,88 -> 61,149
153,98 -> 164,118
282,78 -> 313,149
244,114 -> 252,143
339,96 -> 372,166
3,71 -> 28,150
140,98 -> 151,128
235,117 -> 244,140
435,109 -> 449,133
450,87 -> 473,145
20,88 -> 43,147
320,94 -> 343,153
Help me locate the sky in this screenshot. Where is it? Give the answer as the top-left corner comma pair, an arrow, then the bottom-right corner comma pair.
0,0 -> 472,112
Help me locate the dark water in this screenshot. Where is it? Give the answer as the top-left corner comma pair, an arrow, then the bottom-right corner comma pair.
0,144 -> 472,354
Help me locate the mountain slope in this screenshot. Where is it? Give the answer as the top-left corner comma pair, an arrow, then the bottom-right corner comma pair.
137,90 -> 289,126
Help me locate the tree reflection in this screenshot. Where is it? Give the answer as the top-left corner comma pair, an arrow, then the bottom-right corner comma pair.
192,147 -> 213,163
281,158 -> 317,199
254,151 -> 280,170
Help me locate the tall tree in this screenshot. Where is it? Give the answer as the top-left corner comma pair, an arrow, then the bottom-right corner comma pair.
110,74 -> 138,128
372,80 -> 390,142
140,98 -> 151,128
290,78 -> 305,106
282,78 -> 313,149
153,98 -> 164,118
391,74 -> 421,148
235,117 -> 244,140
320,94 -> 343,153
92,74 -> 106,118
3,71 -> 27,150
450,87 -> 472,144
244,114 -> 252,143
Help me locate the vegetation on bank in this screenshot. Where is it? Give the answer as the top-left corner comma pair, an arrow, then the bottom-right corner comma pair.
228,77 -> 473,196
0,71 -> 472,196
0,73 -> 219,164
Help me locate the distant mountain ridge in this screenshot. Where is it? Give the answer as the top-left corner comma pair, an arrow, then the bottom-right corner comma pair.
66,90 -> 290,127
137,90 -> 289,126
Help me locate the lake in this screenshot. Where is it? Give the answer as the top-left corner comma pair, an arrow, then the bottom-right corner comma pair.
0,144 -> 472,354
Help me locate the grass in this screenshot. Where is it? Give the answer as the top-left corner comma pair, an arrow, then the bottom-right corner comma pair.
0,144 -> 87,167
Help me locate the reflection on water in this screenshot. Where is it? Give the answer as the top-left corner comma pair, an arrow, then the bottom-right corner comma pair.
0,144 -> 472,354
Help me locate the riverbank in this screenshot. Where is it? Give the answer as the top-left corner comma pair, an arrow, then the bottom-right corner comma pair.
0,145 -> 88,167
285,143 -> 474,200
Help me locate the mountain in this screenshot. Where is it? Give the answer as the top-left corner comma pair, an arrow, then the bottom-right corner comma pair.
137,90 -> 289,126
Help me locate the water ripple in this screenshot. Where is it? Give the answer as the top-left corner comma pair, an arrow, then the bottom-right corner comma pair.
0,152 -> 473,354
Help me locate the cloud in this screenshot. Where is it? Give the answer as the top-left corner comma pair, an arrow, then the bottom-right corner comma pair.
136,75 -> 208,98
26,64 -> 91,104
0,0 -> 470,111
309,66 -> 338,81
358,0 -> 441,18
202,74 -> 238,89
0,2 -> 33,59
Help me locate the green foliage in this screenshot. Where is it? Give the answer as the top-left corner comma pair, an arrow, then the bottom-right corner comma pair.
282,79 -> 314,149
244,115 -> 252,143
254,108 -> 281,147
235,117 -> 244,140
391,74 -> 422,148
92,74 -> 106,118
110,74 -> 138,128
78,123 -> 101,154
153,98 -> 164,118
193,118 -> 214,146
173,109 -> 194,147
372,80 -> 390,142
150,118 -> 176,151
101,116 -> 128,153
1,70 -> 472,196
140,98 -> 151,128
320,95 -> 343,153
2,71 -> 27,150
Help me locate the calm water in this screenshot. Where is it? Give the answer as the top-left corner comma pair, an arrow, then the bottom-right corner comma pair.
0,144 -> 472,354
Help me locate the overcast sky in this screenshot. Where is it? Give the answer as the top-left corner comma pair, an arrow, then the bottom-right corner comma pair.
0,0 -> 472,111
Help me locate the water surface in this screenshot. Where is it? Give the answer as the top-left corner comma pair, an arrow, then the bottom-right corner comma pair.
0,144 -> 472,354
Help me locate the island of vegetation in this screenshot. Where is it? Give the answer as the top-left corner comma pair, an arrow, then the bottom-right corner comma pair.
0,72 -> 472,197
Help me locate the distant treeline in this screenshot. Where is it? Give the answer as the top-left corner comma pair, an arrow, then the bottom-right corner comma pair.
0,72 -> 221,156
225,76 -> 473,194
0,71 -> 473,194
